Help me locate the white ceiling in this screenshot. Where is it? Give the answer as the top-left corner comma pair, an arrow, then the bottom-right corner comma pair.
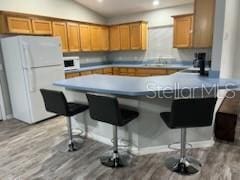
74,0 -> 194,17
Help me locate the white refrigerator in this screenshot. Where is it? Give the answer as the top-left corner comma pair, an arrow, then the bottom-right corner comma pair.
1,36 -> 65,124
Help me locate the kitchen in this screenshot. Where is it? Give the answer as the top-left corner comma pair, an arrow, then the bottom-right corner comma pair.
0,0 -> 240,179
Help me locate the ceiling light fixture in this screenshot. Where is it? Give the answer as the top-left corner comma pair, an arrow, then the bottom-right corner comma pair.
153,0 -> 160,6
97,0 -> 103,3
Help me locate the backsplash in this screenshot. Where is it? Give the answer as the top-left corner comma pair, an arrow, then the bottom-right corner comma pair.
63,52 -> 109,64
107,26 -> 212,64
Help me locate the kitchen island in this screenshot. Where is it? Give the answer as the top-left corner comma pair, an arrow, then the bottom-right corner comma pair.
54,72 -> 240,155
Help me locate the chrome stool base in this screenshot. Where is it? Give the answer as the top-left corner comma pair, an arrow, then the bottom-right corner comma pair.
67,140 -> 82,152
58,135 -> 83,153
165,156 -> 201,175
100,150 -> 133,168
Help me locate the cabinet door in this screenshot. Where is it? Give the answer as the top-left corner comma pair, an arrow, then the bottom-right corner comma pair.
110,26 -> 120,51
52,22 -> 68,52
193,0 -> 215,48
173,15 -> 193,48
67,22 -> 80,52
130,23 -> 146,50
119,25 -> 130,50
90,25 -> 101,51
167,69 -> 179,75
103,68 -> 112,74
32,19 -> 52,35
7,17 -> 32,34
141,23 -> 148,50
113,67 -> 120,75
101,26 -> 109,51
92,69 -> 103,74
65,72 -> 80,79
81,71 -> 92,76
79,24 -> 91,51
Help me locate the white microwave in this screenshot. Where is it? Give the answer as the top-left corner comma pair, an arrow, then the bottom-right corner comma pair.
63,56 -> 80,71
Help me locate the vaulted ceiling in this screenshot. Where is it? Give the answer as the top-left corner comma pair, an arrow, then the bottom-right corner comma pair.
74,0 -> 194,17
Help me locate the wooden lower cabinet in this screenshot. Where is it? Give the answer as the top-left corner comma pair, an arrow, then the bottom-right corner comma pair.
65,72 -> 80,79
103,68 -> 113,74
167,69 -> 179,75
92,69 -> 103,74
135,68 -> 167,76
119,68 -> 128,76
80,71 -> 92,76
113,68 -> 120,75
65,67 -> 180,79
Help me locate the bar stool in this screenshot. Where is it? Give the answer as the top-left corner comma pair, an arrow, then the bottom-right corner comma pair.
160,97 -> 217,175
40,89 -> 88,152
86,93 -> 139,168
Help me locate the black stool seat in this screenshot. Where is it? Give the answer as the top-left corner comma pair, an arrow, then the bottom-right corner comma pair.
40,89 -> 88,152
119,108 -> 139,126
86,93 -> 139,168
160,97 -> 217,175
67,103 -> 88,116
160,98 -> 217,129
160,112 -> 172,128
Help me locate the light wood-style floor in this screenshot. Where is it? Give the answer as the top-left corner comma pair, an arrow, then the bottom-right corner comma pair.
0,117 -> 240,180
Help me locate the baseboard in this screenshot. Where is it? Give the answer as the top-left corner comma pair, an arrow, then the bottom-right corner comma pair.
85,131 -> 113,146
133,139 -> 215,156
75,129 -> 215,156
6,114 -> 13,120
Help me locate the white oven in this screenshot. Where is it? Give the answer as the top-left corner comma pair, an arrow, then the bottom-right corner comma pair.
63,56 -> 80,71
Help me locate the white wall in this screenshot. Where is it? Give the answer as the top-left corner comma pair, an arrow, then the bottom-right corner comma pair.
108,4 -> 193,27
211,0 -> 226,72
0,0 -> 106,24
220,0 -> 240,78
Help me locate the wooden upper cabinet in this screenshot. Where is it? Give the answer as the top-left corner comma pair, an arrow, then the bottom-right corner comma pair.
173,15 -> 193,48
32,19 -> 52,35
101,26 -> 109,51
193,0 -> 215,48
110,25 -> 120,51
119,25 -> 130,50
90,25 -> 102,51
52,21 -> 68,52
67,22 -> 80,52
7,17 -> 32,34
130,22 -> 148,50
79,24 -> 91,51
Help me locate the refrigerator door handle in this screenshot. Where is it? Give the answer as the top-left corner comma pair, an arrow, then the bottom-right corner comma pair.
22,44 -> 36,92
22,44 -> 32,69
28,70 -> 36,92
